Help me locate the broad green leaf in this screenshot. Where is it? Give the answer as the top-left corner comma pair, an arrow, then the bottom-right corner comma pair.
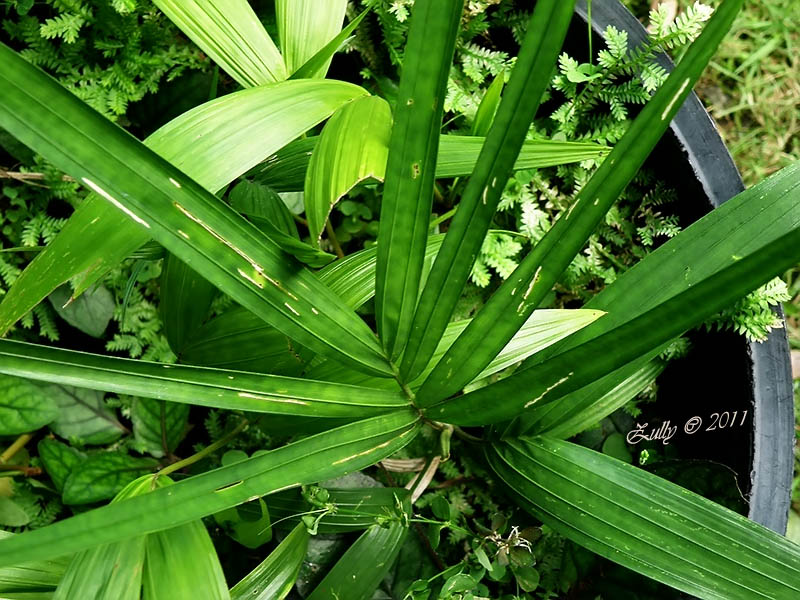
230,180 -> 335,267
230,523 -> 309,600
276,0 -> 347,76
143,518 -> 229,600
425,163 -> 800,426
0,376 -> 58,435
305,96 -> 392,246
55,475 -> 228,600
471,72 -> 505,137
254,135 -> 610,193
521,356 -> 664,440
0,76 -> 368,362
252,137 -> 318,192
160,252 -> 216,354
401,0 -> 577,382
62,452 -> 158,505
290,8 -> 370,80
46,385 -> 125,445
489,437 -> 800,600
0,339 -> 408,418
375,0 -> 463,360
0,497 -> 30,527
179,307 -> 309,375
37,438 -> 84,493
0,531 -> 67,594
53,536 -> 145,600
267,487 -> 411,533
47,284 -> 114,339
154,0 -> 286,87
307,521 -> 408,600
0,50 -> 391,376
131,398 -> 190,458
160,253 -> 217,354
415,0 -> 744,403
230,180 -> 298,238
0,410 -> 420,566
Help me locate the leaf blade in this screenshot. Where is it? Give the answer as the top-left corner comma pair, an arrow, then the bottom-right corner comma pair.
0,47 -> 391,376
305,96 -> 392,246
415,0 -> 744,403
375,0 -> 464,360
489,437 -> 800,600
0,410 -> 420,566
306,521 -> 408,600
230,523 -> 309,600
154,0 -> 286,87
276,0 -> 347,76
425,163 -> 800,425
0,339 -> 409,418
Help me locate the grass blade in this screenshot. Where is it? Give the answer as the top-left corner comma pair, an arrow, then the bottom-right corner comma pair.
230,523 -> 309,600
489,437 -> 800,600
0,46 -> 391,376
415,0 -> 745,403
154,0 -> 286,87
0,339 -> 409,418
305,96 -> 392,247
276,0 -> 347,76
375,0 -> 463,360
425,163 -> 800,425
0,79 -> 367,345
0,411 -> 420,567
400,0 -> 577,382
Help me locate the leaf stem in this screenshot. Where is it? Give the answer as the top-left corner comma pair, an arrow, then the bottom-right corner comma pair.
325,220 -> 345,259
156,418 -> 248,479
429,206 -> 458,230
0,432 -> 35,464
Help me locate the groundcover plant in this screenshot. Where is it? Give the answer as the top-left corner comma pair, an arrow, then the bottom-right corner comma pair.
1,0 -> 800,598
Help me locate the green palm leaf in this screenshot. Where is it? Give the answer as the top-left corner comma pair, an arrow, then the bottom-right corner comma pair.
0,411 -> 419,567
375,0 -> 463,360
489,437 -> 800,600
399,0 -> 577,382
0,46 -> 391,376
415,0 -> 744,404
154,0 -> 286,87
0,339 -> 408,418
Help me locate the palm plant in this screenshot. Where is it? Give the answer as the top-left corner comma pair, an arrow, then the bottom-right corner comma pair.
0,0 -> 799,598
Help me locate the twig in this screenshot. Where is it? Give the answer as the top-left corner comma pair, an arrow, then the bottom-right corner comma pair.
325,220 -> 345,259
0,433 -> 35,464
156,419 -> 248,479
0,465 -> 42,477
0,168 -> 73,182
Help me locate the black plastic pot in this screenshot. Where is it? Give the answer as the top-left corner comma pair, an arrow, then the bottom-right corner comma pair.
566,0 -> 795,593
